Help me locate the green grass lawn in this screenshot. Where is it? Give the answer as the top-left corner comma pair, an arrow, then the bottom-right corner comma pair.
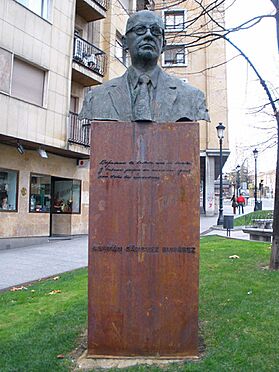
0,237 -> 278,371
234,210 -> 273,226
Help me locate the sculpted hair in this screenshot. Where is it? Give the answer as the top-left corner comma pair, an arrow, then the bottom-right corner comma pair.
125,10 -> 165,34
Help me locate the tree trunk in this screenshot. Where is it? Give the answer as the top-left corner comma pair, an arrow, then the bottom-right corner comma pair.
270,113 -> 279,269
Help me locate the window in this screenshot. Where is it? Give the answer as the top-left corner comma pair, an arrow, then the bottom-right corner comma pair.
53,178 -> 81,214
29,176 -> 81,214
164,10 -> 186,31
0,169 -> 18,212
115,32 -> 128,66
163,45 -> 187,66
70,96 -> 79,114
16,0 -> 51,20
30,174 -> 51,212
11,58 -> 45,106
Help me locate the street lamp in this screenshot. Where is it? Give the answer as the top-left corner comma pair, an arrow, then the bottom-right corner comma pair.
216,122 -> 225,226
253,148 -> 258,211
232,182 -> 236,196
236,164 -> 241,197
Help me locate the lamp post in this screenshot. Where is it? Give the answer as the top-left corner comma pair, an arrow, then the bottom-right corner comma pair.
236,164 -> 241,197
253,148 -> 258,211
216,122 -> 225,226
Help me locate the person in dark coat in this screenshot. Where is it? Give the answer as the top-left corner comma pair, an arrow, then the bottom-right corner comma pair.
231,194 -> 237,214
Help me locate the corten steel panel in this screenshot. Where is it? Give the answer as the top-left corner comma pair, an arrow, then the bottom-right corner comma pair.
88,121 -> 200,358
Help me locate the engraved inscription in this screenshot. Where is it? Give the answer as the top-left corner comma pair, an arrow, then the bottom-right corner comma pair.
97,159 -> 192,180
162,247 -> 195,254
91,245 -> 195,254
126,245 -> 160,253
92,245 -> 123,253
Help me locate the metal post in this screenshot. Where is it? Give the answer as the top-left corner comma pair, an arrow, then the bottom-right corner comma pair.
254,156 -> 258,211
253,148 -> 258,211
217,137 -> 224,225
236,165 -> 240,197
216,123 -> 225,226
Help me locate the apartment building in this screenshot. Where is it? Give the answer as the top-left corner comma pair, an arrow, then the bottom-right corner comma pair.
0,0 -> 109,241
0,0 -> 228,243
154,0 -> 229,215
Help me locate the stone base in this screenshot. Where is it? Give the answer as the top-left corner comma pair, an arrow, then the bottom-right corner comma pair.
77,351 -> 199,370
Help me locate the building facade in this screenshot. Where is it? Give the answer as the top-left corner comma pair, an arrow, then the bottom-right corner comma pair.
155,0 -> 229,215
0,0 -> 228,242
0,0 -> 110,240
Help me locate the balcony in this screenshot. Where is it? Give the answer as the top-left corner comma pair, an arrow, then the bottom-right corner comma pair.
136,0 -> 154,11
68,112 -> 91,147
76,0 -> 109,22
72,35 -> 107,86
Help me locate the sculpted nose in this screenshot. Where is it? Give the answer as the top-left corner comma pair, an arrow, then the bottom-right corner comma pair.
144,28 -> 153,39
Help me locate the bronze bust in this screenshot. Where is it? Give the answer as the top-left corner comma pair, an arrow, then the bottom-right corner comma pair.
79,10 -> 210,123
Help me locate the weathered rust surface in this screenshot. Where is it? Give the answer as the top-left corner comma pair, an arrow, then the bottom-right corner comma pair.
88,121 -> 200,357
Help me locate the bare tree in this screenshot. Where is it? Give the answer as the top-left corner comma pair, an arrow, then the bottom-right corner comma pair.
155,0 -> 279,268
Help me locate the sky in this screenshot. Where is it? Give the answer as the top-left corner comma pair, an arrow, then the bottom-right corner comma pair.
224,0 -> 278,174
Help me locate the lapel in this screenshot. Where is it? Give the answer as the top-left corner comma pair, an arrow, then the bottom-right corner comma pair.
107,71 -> 133,121
154,69 -> 178,122
105,68 -> 178,122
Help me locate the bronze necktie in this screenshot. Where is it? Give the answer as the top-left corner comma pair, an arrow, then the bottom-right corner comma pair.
133,74 -> 152,122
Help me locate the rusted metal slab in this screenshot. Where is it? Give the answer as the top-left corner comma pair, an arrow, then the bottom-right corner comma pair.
88,121 -> 200,358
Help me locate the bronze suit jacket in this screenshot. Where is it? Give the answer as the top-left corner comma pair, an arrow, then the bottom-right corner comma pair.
79,67 -> 210,122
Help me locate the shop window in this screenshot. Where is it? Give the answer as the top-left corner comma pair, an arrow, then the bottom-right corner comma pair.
53,178 -> 81,214
0,169 -> 18,212
164,10 -> 186,31
163,45 -> 187,66
30,174 -> 51,212
16,0 -> 52,20
11,58 -> 46,106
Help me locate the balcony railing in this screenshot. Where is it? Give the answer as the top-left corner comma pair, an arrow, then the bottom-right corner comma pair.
68,112 -> 90,147
136,0 -> 154,11
76,0 -> 110,22
92,0 -> 110,10
73,35 -> 107,77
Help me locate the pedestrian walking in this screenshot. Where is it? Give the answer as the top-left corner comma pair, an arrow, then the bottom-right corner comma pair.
231,194 -> 238,214
236,193 -> 245,214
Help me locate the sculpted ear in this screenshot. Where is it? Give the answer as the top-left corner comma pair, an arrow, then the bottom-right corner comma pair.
161,38 -> 167,54
122,35 -> 129,51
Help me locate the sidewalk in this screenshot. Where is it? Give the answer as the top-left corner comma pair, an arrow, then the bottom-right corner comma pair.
201,197 -> 274,240
0,236 -> 88,291
0,198 -> 273,291
200,199 -> 254,237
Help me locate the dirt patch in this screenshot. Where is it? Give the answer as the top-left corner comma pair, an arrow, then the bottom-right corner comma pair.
69,325 -> 206,370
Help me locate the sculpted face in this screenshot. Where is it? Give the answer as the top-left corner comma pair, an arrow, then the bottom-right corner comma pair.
124,11 -> 166,66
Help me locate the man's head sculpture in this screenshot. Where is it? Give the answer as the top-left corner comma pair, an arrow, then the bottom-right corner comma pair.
122,10 -> 167,69
78,10 -> 210,123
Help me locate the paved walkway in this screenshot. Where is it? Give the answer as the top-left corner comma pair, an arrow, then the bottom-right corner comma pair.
0,237 -> 88,291
0,198 -> 273,291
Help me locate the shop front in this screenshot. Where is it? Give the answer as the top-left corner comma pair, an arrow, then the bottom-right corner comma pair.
29,174 -> 82,236
0,143 -> 89,240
